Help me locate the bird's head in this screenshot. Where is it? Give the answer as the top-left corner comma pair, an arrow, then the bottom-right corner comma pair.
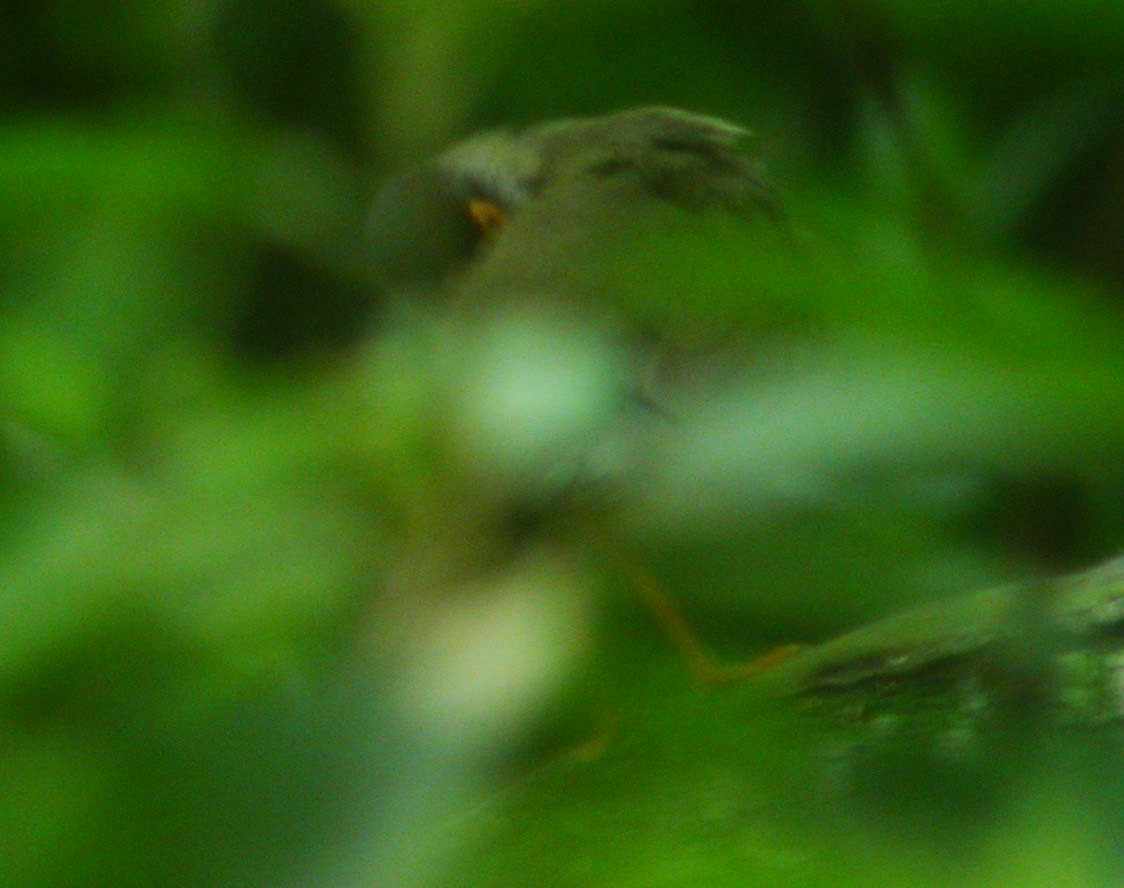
369,106 -> 780,297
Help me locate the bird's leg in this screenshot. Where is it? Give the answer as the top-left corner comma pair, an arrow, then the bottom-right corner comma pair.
562,705 -> 624,763
610,544 -> 801,685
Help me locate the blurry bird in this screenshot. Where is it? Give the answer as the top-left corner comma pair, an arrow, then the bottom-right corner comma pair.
371,106 -> 797,479
368,107 -> 796,684
370,106 -> 782,298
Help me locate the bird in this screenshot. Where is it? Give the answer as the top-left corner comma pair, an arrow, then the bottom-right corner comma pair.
370,106 -> 798,462
367,106 -> 797,685
369,106 -> 782,301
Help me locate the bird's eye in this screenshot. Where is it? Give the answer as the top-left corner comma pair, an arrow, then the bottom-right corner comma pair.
467,198 -> 507,237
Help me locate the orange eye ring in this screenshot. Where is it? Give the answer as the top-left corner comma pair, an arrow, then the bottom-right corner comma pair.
467,198 -> 507,237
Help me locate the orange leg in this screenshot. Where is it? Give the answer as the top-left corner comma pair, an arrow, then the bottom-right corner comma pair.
613,546 -> 800,685
562,706 -> 624,763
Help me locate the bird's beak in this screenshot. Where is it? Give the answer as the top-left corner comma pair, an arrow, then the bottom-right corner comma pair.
467,198 -> 508,238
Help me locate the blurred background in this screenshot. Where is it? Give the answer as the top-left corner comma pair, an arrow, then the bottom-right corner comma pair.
3,2 -> 1124,886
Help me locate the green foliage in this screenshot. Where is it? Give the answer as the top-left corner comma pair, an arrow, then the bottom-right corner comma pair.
3,2 -> 1124,887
